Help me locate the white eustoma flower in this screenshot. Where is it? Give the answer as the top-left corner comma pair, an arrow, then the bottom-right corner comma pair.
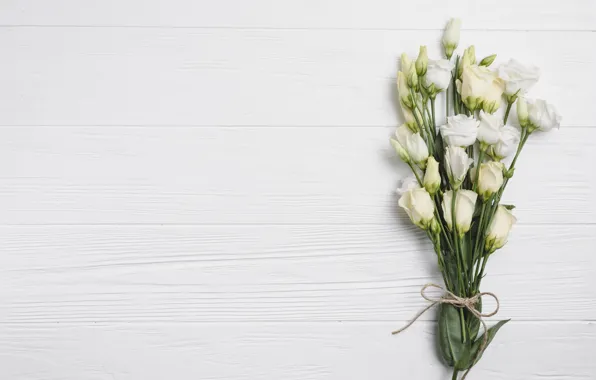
493,125 -> 521,159
442,190 -> 478,234
477,111 -> 502,145
440,114 -> 479,147
423,156 -> 441,195
477,161 -> 504,199
498,59 -> 540,97
442,18 -> 461,58
392,124 -> 429,165
485,205 -> 517,253
460,64 -> 504,112
398,188 -> 435,229
527,99 -> 562,132
444,146 -> 473,187
396,175 -> 420,196
424,59 -> 455,92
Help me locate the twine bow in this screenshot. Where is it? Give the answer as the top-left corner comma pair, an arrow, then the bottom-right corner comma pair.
392,283 -> 500,380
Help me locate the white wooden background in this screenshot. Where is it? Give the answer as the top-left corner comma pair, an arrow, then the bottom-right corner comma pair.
1,1 -> 595,379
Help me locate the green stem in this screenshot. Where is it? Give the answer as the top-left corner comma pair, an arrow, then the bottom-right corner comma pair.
408,163 -> 423,186
472,202 -> 486,270
473,149 -> 485,192
503,100 -> 513,124
431,97 -> 437,136
452,369 -> 459,380
450,188 -> 468,342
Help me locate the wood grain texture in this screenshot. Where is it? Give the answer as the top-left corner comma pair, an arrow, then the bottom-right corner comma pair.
1,1 -> 595,379
1,126 -> 593,225
2,225 -> 594,323
0,28 -> 594,127
0,322 -> 594,380
1,0 -> 594,30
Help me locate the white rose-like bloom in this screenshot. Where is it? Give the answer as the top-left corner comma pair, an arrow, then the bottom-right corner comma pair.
442,190 -> 478,235
424,59 -> 455,92
423,156 -> 441,195
460,64 -> 504,112
477,161 -> 504,199
396,175 -> 420,196
442,18 -> 461,58
493,125 -> 521,159
477,110 -> 502,145
485,205 -> 517,253
444,146 -> 473,187
398,188 -> 435,229
527,99 -> 562,132
393,124 -> 429,165
440,114 -> 479,147
498,59 -> 540,97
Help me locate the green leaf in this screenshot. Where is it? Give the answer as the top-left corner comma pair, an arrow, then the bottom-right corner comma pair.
466,299 -> 482,341
437,304 -> 469,367
461,319 -> 510,370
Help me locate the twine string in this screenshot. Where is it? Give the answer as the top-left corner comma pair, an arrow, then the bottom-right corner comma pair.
392,283 -> 500,380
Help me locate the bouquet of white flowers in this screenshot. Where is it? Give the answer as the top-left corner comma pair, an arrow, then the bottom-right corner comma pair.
390,18 -> 561,380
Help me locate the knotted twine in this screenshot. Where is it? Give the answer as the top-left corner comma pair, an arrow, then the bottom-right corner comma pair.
392,283 -> 500,380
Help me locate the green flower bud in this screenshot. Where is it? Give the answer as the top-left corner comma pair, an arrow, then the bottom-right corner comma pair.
479,54 -> 497,67
390,138 -> 410,163
517,96 -> 529,128
416,46 -> 428,76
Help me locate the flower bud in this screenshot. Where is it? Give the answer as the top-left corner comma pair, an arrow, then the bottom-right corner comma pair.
398,188 -> 435,229
401,53 -> 418,88
416,46 -> 428,76
479,54 -> 497,67
442,190 -> 478,235
430,218 -> 441,237
458,45 -> 476,77
517,96 -> 529,128
477,161 -> 504,199
423,156 -> 441,195
442,18 -> 461,59
390,138 -> 410,163
396,71 -> 410,106
485,205 -> 517,253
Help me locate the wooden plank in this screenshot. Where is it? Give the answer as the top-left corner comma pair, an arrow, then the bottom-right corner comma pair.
0,322 -> 594,379
0,0 -> 594,30
0,28 -> 594,127
1,225 -> 594,322
0,322 -> 593,380
0,126 -> 593,225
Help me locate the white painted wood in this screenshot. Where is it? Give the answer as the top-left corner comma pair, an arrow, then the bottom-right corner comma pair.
1,1 -> 595,379
1,225 -> 594,322
0,322 -> 594,380
1,126 -> 593,225
1,0 -> 594,31
0,28 -> 594,127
